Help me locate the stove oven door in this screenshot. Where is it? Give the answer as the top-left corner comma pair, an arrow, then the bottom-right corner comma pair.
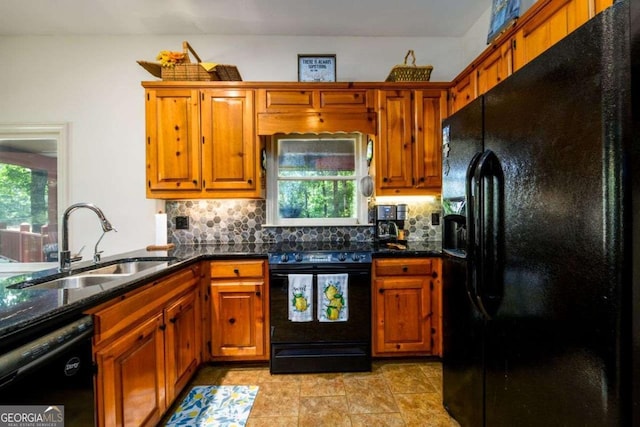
269,264 -> 372,374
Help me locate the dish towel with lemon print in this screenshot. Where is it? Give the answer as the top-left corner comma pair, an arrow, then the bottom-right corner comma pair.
288,274 -> 313,322
318,274 -> 349,322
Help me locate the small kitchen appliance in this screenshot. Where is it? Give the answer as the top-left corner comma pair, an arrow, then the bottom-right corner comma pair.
374,205 -> 406,243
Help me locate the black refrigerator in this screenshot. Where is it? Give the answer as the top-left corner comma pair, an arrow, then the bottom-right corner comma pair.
441,1 -> 640,426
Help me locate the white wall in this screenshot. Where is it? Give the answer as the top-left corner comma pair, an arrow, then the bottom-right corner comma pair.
0,20 -> 491,256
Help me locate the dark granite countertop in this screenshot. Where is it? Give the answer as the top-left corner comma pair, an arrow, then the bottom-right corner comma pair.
0,241 -> 441,347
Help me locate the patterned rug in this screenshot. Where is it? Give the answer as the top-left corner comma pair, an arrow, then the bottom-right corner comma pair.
165,385 -> 259,427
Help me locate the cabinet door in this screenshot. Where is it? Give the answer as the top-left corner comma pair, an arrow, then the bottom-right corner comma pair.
592,0 -> 613,15
165,288 -> 201,403
414,89 -> 448,190
146,89 -> 201,192
95,313 -> 166,427
450,72 -> 476,114
476,41 -> 513,95
201,89 -> 258,194
513,0 -> 590,71
210,282 -> 266,359
374,277 -> 432,354
376,90 -> 414,192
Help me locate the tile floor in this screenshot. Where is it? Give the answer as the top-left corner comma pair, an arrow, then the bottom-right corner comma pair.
164,359 -> 460,427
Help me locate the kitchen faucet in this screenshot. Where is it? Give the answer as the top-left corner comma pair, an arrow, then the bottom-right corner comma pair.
60,203 -> 116,272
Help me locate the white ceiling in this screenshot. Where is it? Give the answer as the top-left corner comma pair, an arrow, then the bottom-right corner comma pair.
0,0 -> 489,38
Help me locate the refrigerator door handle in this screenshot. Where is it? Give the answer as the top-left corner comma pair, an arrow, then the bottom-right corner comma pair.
473,149 -> 505,320
465,151 -> 484,314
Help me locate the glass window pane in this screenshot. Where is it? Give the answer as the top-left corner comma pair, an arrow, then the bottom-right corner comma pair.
278,180 -> 356,219
278,139 -> 355,177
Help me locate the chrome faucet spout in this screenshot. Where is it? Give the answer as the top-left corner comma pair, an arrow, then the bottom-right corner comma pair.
60,203 -> 116,272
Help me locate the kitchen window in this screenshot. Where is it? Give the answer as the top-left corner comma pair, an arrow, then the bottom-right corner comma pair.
266,133 -> 368,226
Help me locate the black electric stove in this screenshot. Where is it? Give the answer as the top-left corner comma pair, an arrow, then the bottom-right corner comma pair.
268,242 -> 372,374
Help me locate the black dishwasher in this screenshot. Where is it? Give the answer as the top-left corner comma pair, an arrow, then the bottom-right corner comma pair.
0,315 -> 95,426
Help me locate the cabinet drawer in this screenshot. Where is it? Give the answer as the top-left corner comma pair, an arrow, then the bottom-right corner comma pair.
320,90 -> 371,110
259,89 -> 373,113
374,258 -> 433,276
264,90 -> 314,110
210,260 -> 265,279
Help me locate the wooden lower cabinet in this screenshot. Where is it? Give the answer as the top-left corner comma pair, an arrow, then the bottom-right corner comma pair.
95,313 -> 166,427
164,288 -> 201,403
372,257 -> 442,357
92,264 -> 201,427
208,260 -> 269,361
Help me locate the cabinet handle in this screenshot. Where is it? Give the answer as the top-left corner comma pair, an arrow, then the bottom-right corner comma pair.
233,268 -> 240,275
192,180 -> 198,185
159,324 -> 166,331
169,317 -> 177,323
228,317 -> 236,324
247,178 -> 253,185
255,291 -> 261,297
378,288 -> 385,294
383,177 -> 389,182
402,266 -> 408,272
431,271 -> 438,279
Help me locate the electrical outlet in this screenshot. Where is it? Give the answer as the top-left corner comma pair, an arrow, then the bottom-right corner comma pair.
431,212 -> 440,226
175,216 -> 189,230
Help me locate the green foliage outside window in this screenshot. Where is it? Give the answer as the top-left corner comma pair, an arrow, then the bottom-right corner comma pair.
0,164 -> 33,226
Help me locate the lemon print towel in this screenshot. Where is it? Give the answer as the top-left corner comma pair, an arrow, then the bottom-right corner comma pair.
288,274 -> 313,322
318,274 -> 348,322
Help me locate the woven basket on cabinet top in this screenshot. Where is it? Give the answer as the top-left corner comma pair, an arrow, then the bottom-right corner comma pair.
137,41 -> 242,81
385,50 -> 433,82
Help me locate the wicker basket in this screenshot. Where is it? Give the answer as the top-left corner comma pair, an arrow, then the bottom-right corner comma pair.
137,41 -> 242,81
385,50 -> 433,82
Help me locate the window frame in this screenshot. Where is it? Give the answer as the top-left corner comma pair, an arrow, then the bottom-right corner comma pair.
266,133 -> 369,227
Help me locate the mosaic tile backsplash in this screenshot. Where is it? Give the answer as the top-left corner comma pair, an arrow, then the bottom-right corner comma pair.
165,199 -> 442,245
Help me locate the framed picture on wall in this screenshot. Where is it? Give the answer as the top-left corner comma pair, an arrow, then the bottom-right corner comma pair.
487,0 -> 521,44
297,54 -> 336,82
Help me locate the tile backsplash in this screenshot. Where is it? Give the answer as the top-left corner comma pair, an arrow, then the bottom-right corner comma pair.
165,199 -> 441,244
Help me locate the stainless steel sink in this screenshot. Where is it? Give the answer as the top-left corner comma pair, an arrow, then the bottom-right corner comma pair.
83,260 -> 170,276
24,274 -> 122,290
10,258 -> 175,290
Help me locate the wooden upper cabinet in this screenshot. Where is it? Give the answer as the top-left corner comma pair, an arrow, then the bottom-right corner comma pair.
513,0 -> 590,71
477,41 -> 513,96
145,87 -> 262,199
377,90 -> 414,192
201,89 -> 258,193
146,89 -> 201,192
376,89 -> 446,195
450,72 -> 475,114
414,89 -> 447,190
256,88 -> 376,135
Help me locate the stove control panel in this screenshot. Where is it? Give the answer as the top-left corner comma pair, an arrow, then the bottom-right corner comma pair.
268,251 -> 372,264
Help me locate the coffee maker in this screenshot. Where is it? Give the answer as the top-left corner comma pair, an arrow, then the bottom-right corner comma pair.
374,204 -> 407,243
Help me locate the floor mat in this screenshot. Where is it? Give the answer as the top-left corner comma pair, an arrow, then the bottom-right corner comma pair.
165,385 -> 259,427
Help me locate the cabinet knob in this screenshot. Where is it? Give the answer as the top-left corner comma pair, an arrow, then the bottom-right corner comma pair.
378,288 -> 385,294
169,317 -> 177,323
233,268 -> 240,275
383,177 -> 389,182
229,317 -> 236,324
431,271 -> 438,278
247,179 -> 253,185
255,291 -> 261,297
192,180 -> 198,185
402,266 -> 408,272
